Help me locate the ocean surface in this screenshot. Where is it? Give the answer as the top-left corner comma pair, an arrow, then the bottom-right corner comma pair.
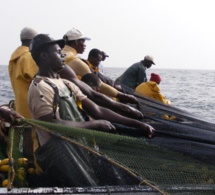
1,65 -> 215,122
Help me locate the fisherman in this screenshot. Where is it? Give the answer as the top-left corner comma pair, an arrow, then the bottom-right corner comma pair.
81,73 -> 102,92
0,107 -> 23,158
82,48 -> 122,91
58,36 -> 142,119
8,27 -> 38,118
115,55 -> 155,92
8,27 -> 38,162
28,34 -> 155,187
8,27 -> 143,166
61,28 -> 136,104
134,73 -> 171,105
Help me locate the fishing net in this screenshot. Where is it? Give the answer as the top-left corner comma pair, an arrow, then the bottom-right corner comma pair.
133,90 -> 215,166
0,96 -> 215,194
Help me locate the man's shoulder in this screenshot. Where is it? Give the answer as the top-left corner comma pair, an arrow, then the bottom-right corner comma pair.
9,46 -> 29,61
62,78 -> 79,90
125,62 -> 143,72
132,61 -> 146,71
125,61 -> 140,68
62,46 -> 78,64
67,57 -> 91,75
29,77 -> 45,90
132,61 -> 143,67
32,77 -> 43,83
29,77 -> 58,97
31,77 -> 54,88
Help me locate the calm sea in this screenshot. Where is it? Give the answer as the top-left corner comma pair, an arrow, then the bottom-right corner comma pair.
1,65 -> 215,122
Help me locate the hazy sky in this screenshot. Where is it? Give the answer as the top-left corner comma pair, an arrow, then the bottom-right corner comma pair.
1,0 -> 215,70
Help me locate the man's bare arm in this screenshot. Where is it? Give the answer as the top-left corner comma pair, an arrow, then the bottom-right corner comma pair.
58,66 -> 143,119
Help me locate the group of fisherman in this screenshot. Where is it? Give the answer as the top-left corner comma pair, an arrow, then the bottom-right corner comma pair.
81,47 -> 171,105
0,27 -> 170,187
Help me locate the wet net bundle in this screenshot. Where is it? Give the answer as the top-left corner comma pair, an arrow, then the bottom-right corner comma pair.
0,97 -> 215,195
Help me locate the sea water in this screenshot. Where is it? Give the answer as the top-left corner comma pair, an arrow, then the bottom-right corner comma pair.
1,65 -> 215,122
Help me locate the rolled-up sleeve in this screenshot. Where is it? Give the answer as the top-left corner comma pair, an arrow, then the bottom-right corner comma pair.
28,80 -> 55,119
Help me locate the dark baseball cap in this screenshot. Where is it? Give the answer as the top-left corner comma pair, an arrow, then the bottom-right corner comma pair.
29,34 -> 65,54
101,51 -> 109,57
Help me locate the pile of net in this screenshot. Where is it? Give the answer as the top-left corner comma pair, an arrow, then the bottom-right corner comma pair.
0,95 -> 215,194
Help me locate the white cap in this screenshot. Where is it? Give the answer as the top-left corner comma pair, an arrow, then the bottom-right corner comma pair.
64,28 -> 91,41
144,55 -> 155,65
20,27 -> 38,41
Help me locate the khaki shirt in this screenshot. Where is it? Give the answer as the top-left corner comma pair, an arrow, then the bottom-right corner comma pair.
28,76 -> 87,119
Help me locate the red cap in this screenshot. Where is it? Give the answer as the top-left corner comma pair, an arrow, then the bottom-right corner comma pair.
150,73 -> 161,83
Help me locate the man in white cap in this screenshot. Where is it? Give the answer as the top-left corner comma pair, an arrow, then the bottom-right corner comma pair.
61,28 -> 138,104
115,55 -> 155,92
8,27 -> 38,118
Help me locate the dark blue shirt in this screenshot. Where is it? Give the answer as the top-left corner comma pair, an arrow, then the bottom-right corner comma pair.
115,61 -> 147,89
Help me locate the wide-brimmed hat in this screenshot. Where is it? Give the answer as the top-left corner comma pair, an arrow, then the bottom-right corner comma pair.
101,51 -> 109,57
29,34 -> 65,54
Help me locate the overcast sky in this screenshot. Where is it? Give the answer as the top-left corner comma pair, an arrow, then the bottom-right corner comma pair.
1,0 -> 215,70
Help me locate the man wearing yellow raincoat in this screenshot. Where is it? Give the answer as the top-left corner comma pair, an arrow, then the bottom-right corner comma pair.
61,28 -> 137,104
134,73 -> 171,105
8,27 -> 38,118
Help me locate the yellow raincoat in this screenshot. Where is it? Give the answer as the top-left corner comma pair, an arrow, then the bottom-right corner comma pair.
134,81 -> 171,105
8,46 -> 38,118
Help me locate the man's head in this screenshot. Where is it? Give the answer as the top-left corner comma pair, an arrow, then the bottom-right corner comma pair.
63,28 -> 90,54
88,49 -> 102,67
20,27 -> 38,46
81,73 -> 101,92
143,55 -> 155,69
29,34 -> 65,72
101,51 -> 109,61
150,73 -> 161,85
